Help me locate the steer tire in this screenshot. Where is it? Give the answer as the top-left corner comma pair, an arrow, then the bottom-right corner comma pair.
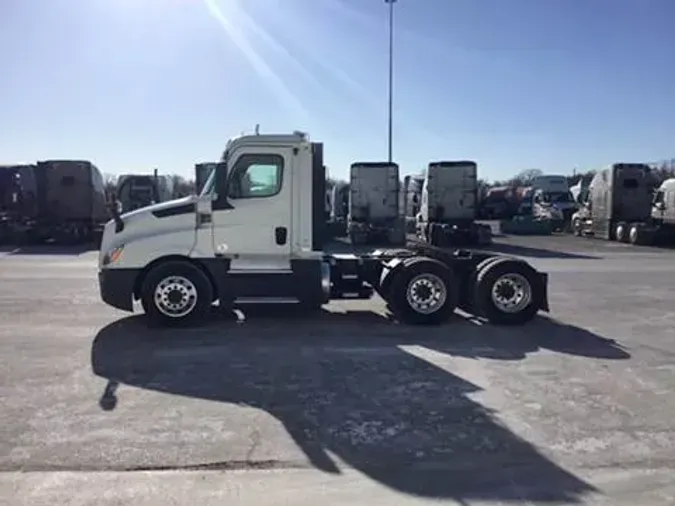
473,258 -> 542,325
388,257 -> 458,326
140,261 -> 213,327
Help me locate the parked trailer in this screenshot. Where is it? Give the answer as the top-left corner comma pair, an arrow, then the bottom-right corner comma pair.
572,163 -> 674,245
116,171 -> 174,213
328,181 -> 349,237
416,161 -> 491,247
402,174 -> 423,233
0,164 -> 39,244
98,131 -> 550,327
348,162 -> 405,245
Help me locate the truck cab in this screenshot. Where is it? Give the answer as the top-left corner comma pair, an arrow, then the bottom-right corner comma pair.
650,178 -> 675,237
572,163 -> 658,244
98,131 -> 550,327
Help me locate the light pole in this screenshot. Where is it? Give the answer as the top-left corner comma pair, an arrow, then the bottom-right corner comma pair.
385,0 -> 396,164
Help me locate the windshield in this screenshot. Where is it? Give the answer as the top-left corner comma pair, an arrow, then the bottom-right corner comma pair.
541,191 -> 573,203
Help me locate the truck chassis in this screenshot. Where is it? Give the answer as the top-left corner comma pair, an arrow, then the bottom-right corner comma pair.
100,240 -> 549,328
417,220 -> 493,248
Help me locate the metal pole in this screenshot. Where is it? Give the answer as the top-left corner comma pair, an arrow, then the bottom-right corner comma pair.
386,0 -> 396,164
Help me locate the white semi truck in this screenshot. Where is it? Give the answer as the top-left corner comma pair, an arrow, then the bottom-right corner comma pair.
530,175 -> 576,230
98,131 -> 549,326
416,161 -> 492,247
572,164 -> 675,245
348,162 -> 405,245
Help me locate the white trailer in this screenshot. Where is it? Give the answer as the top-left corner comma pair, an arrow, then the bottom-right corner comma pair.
417,161 -> 491,246
99,131 -> 550,327
348,162 -> 405,245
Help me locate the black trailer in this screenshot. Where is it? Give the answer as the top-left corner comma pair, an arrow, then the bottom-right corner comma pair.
31,160 -> 109,244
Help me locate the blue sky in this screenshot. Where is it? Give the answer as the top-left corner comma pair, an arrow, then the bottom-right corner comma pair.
1,0 -> 674,182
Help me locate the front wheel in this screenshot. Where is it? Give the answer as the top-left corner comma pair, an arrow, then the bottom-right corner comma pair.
140,261 -> 213,326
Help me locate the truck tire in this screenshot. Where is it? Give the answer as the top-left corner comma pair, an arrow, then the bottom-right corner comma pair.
628,223 -> 653,246
140,261 -> 213,326
615,222 -> 628,243
388,257 -> 458,325
473,258 -> 542,325
457,256 -> 507,315
572,218 -> 582,236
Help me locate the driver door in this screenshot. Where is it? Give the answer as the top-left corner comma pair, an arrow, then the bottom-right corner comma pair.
212,148 -> 293,273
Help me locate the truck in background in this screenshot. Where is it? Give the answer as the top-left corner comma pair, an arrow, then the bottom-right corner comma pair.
328,180 -> 349,237
348,162 -> 405,245
530,175 -> 576,230
416,161 -> 492,247
571,163 -> 675,245
0,165 -> 39,244
2,161 -> 109,245
115,170 -> 174,213
402,174 -> 424,233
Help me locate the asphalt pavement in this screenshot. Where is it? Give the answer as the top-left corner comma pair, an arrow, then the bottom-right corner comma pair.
1,235 -> 675,505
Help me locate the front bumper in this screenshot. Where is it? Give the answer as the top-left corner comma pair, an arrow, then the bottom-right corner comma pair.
98,268 -> 140,312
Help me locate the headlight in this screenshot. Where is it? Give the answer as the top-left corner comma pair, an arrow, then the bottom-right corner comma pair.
102,245 -> 124,266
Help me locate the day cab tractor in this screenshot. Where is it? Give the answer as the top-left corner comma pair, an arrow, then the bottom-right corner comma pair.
98,131 -> 550,327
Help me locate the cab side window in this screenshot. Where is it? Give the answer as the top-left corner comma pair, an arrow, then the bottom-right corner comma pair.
228,154 -> 284,199
653,190 -> 665,206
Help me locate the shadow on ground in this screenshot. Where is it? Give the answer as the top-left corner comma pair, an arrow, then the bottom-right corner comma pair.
91,308 -> 628,502
481,242 -> 599,259
0,244 -> 98,255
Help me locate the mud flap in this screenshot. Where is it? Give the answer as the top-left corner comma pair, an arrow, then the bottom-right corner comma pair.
538,272 -> 550,312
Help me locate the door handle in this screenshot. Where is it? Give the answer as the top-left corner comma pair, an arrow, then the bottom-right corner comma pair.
275,227 -> 287,245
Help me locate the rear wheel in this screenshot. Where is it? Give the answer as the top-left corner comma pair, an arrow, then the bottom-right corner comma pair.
615,222 -> 628,243
140,261 -> 213,326
572,218 -> 582,236
388,257 -> 458,325
473,258 -> 542,325
628,223 -> 653,246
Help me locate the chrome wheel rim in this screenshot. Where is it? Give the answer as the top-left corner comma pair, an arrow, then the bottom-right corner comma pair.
154,275 -> 198,318
629,227 -> 638,243
491,273 -> 532,313
406,273 -> 447,314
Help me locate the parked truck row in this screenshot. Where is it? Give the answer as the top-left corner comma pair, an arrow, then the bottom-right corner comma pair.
326,160 -> 491,248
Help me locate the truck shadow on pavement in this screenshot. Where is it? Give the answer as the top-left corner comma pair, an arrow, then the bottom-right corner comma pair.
90,310 -> 628,503
0,244 -> 98,255
480,242 -> 599,259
